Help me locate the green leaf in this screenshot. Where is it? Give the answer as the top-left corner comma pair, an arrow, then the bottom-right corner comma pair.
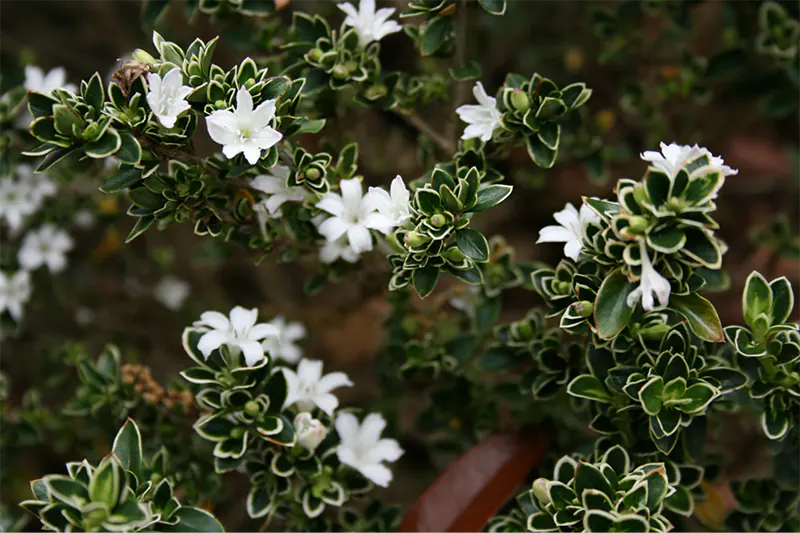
53,104 -> 82,137
567,375 -> 611,403
84,73 -> 105,113
476,345 -> 517,371
638,376 -> 664,415
665,485 -> 694,517
101,166 -> 143,193
115,133 -> 142,165
593,269 -> 636,340
769,276 -> 793,324
472,184 -> 513,212
421,16 -> 452,56
28,91 -> 57,118
126,216 -> 155,243
647,228 -> 686,254
535,97 -> 567,121
416,188 -> 442,215
538,123 -> 560,150
449,61 -> 482,81
456,229 -> 490,262
671,293 -> 725,343
477,0 -> 506,15
681,227 -> 721,269
614,514 -> 650,532
526,135 -> 557,168
574,462 -> 614,499
112,419 -> 144,481
30,117 -> 59,142
129,187 -> 164,210
89,457 -> 121,509
85,129 -> 122,158
160,507 -> 224,532
285,117 -> 326,136
412,266 -> 440,298
762,408 -> 789,439
583,510 -> 614,532
676,383 -> 717,414
743,271 -> 773,328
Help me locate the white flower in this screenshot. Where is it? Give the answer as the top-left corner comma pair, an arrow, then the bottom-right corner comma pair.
335,412 -> 403,487
640,142 -> 739,178
206,87 -> 282,165
317,178 -> 386,255
18,225 -> 73,273
251,165 -> 305,216
24,65 -> 77,94
146,69 -> 192,129
262,315 -> 306,364
320,236 -> 361,264
0,180 -> 36,233
154,276 -> 191,310
192,306 -> 280,366
456,82 -> 502,142
283,359 -> 353,415
338,0 -> 402,46
536,202 -> 600,261
73,210 -> 95,229
0,271 -> 31,321
626,240 -> 671,312
364,175 -> 411,231
16,165 -> 56,205
294,412 -> 328,452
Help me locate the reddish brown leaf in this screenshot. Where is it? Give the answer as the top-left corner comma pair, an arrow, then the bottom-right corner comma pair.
397,427 -> 553,532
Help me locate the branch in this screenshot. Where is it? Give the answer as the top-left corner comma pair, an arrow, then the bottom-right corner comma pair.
393,109 -> 457,155
137,137 -> 215,175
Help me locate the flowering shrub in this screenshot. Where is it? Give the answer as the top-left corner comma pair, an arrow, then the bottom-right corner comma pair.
1,0 -> 798,532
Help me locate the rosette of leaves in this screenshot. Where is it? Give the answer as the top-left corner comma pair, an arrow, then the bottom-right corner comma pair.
19,419 -> 223,532
24,73 -> 141,173
398,338 -> 459,380
496,73 -> 592,168
288,147 -> 332,194
180,328 -> 296,473
286,12 -> 380,92
519,446 -> 677,532
532,259 -> 602,334
63,345 -> 138,419
339,499 -> 401,532
479,237 -> 525,298
725,272 -> 800,440
389,164 -> 513,297
756,1 -> 800,65
724,478 -> 800,532
0,85 -> 27,125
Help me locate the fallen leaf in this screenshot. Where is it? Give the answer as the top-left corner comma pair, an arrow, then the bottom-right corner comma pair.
397,427 -> 553,532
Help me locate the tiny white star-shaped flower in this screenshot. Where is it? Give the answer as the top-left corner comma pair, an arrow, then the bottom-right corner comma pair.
335,412 -> 403,487
15,165 -> 56,205
146,68 -> 193,129
536,202 -> 600,261
627,240 -> 671,313
319,236 -> 361,264
294,412 -> 328,453
0,179 -> 37,233
0,271 -> 32,322
364,175 -> 411,232
18,224 -> 73,273
251,165 -> 305,216
262,315 -> 306,364
337,0 -> 402,46
24,65 -> 77,95
192,306 -> 280,366
640,142 -> 738,178
316,178 -> 385,255
154,276 -> 191,310
206,87 -> 283,165
456,82 -> 502,142
282,359 -> 353,416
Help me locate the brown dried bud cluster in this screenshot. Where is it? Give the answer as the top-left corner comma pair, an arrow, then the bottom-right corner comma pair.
121,364 -> 194,413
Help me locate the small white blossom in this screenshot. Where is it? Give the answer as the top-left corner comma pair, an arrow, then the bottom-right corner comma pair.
317,178 -> 387,255
18,225 -> 73,273
627,240 -> 671,312
251,165 -> 305,216
146,69 -> 192,129
0,180 -> 36,233
283,359 -> 353,415
16,165 -> 56,205
335,412 -> 403,487
0,271 -> 32,321
206,87 -> 282,165
364,175 -> 411,231
456,82 -> 502,142
73,210 -> 95,229
319,236 -> 361,264
294,412 -> 328,452
262,315 -> 306,364
192,306 -> 280,366
536,202 -> 599,261
640,142 -> 739,178
154,276 -> 191,310
24,65 -> 77,95
338,0 -> 402,46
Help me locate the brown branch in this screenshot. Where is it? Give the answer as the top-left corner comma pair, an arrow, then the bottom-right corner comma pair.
393,109 -> 457,155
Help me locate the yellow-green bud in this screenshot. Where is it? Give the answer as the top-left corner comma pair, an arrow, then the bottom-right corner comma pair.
332,64 -> 350,80
532,478 -> 551,506
639,323 -> 670,341
430,214 -> 447,228
244,78 -> 255,89
244,400 -> 260,417
511,88 -> 530,113
214,99 -> 227,109
443,246 -> 466,263
628,215 -> 650,234
405,230 -> 428,248
230,427 -> 246,439
305,168 -> 321,181
555,280 -> 571,293
365,84 -> 388,100
573,300 -> 594,317
307,48 -> 324,62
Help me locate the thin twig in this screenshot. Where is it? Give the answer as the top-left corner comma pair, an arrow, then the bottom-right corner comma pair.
393,109 -> 457,155
138,137 -> 215,175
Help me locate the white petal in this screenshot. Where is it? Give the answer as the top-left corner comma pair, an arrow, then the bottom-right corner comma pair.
335,412 -> 360,444
390,175 -> 410,205
252,127 -> 282,151
239,340 -> 265,366
336,445 -> 359,469
339,178 -> 364,214
317,194 -> 346,218
236,87 -> 253,116
252,99 -> 277,129
357,463 -> 393,487
252,175 -> 284,195
536,225 -> 574,243
552,203 -> 580,229
363,212 -> 394,235
347,224 -> 373,253
230,306 -> 258,333
372,438 -> 404,462
314,393 -> 339,416
563,239 -> 582,261
243,145 -> 262,165
317,372 -> 353,394
319,217 -> 351,242
249,323 -> 280,340
298,359 -> 324,383
198,330 -> 228,357
206,111 -> 238,145
199,311 -> 230,330
359,413 -> 386,446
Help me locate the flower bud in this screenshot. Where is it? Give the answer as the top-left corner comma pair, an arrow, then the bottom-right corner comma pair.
305,168 -> 322,181
555,280 -> 571,294
365,84 -> 388,100
244,78 -> 256,89
638,323 -> 670,340
511,89 -> 530,113
230,426 -> 246,439
307,48 -> 324,62
132,49 -> 157,64
627,216 -> 650,234
442,246 -> 466,263
244,400 -> 260,417
332,64 -> 350,80
405,230 -> 429,248
214,99 -> 227,109
430,214 -> 447,228
294,413 -> 327,453
572,300 -> 594,318
532,478 -> 551,506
